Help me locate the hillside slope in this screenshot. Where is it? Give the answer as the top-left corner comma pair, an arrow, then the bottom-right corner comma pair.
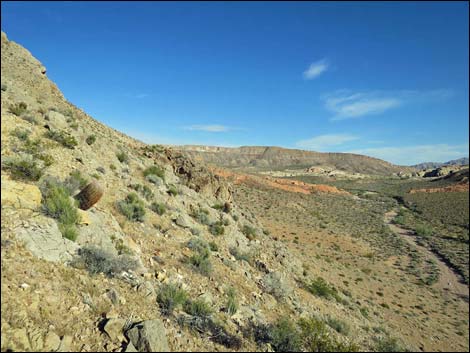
175,145 -> 415,175
1,31 -> 468,353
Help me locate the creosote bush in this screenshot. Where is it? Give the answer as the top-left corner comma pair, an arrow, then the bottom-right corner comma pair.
116,150 -> 129,164
226,287 -> 238,315
184,299 -> 212,318
186,238 -> 212,276
209,221 -> 225,236
168,185 -> 178,196
45,129 -> 78,149
10,128 -> 30,141
304,277 -> 341,302
117,193 -> 146,222
157,283 -> 188,316
2,155 -> 44,181
9,102 -> 27,116
242,224 -> 257,240
143,165 -> 165,180
151,202 -> 166,215
130,183 -> 154,201
192,208 -> 210,225
72,245 -> 139,277
86,134 -> 96,145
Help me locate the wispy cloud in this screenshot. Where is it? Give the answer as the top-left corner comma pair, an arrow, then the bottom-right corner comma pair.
347,143 -> 469,166
296,133 -> 359,151
135,93 -> 149,99
324,91 -> 401,120
323,89 -> 453,121
183,124 -> 232,133
303,59 -> 329,80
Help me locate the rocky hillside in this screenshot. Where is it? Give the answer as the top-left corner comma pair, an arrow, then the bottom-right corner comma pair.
175,145 -> 414,176
412,157 -> 469,171
0,31 -> 380,352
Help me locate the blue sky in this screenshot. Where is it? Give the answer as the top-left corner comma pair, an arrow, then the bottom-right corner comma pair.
2,1 -> 468,165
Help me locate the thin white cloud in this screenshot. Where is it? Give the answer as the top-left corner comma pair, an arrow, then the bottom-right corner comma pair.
324,91 -> 401,120
323,89 -> 453,121
303,59 -> 329,80
184,125 -> 231,133
347,143 -> 469,166
296,133 -> 359,151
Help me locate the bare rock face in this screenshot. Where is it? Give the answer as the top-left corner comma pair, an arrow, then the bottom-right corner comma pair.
165,149 -> 232,202
13,214 -> 80,262
126,319 -> 170,352
1,177 -> 42,211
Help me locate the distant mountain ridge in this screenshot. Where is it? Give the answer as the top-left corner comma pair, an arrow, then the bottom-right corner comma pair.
412,157 -> 469,171
175,145 -> 415,175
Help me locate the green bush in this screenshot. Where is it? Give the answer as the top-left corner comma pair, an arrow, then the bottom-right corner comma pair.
192,208 -> 210,225
212,203 -> 224,211
325,316 -> 350,336
130,183 -> 154,201
72,245 -> 139,277
63,170 -> 89,195
86,134 -> 96,145
1,155 -> 44,181
209,221 -> 225,236
415,225 -> 433,237
143,165 -> 165,180
45,129 -> 78,149
168,185 -> 178,196
59,224 -> 79,241
226,287 -> 238,315
11,128 -> 30,141
187,238 -> 212,276
21,115 -> 39,125
298,316 -> 358,352
41,181 -> 80,226
184,299 -> 212,318
304,277 -> 341,301
9,102 -> 27,116
208,241 -> 218,252
116,150 -> 129,163
150,202 -> 166,215
269,317 -> 302,352
374,335 -> 406,352
117,193 -> 146,222
242,224 -> 257,240
157,283 -> 188,315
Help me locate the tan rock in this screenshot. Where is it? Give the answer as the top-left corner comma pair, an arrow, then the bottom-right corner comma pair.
1,177 -> 41,210
43,331 -> 61,351
77,209 -> 91,225
104,318 -> 126,343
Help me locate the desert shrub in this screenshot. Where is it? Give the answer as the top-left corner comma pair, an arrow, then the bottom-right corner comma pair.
143,165 -> 165,180
326,316 -> 350,336
212,203 -> 224,211
208,241 -> 218,252
232,214 -> 239,221
209,221 -> 225,236
226,287 -> 238,315
63,170 -> 88,195
45,129 -> 78,149
1,155 -> 44,181
96,166 -> 106,174
86,134 -> 96,145
150,202 -> 166,215
109,164 -> 116,171
59,223 -> 79,241
184,299 -> 212,318
36,153 -> 54,167
229,247 -> 252,263
21,115 -> 39,125
72,245 -> 139,277
262,272 -> 291,300
374,335 -> 406,352
192,208 -> 210,225
187,238 -> 212,276
11,128 -> 30,141
117,193 -> 146,222
298,316 -> 358,352
168,185 -> 178,196
9,102 -> 27,116
41,180 -> 80,226
242,224 -> 257,240
157,283 -> 188,315
116,150 -> 129,164
414,225 -> 433,237
130,183 -> 153,201
21,137 -> 41,155
269,317 -> 302,352
145,174 -> 162,185
304,277 -> 341,301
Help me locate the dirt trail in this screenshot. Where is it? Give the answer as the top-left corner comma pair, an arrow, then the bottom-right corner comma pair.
384,210 -> 469,299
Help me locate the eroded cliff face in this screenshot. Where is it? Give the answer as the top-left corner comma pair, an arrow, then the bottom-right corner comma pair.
175,145 -> 414,175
